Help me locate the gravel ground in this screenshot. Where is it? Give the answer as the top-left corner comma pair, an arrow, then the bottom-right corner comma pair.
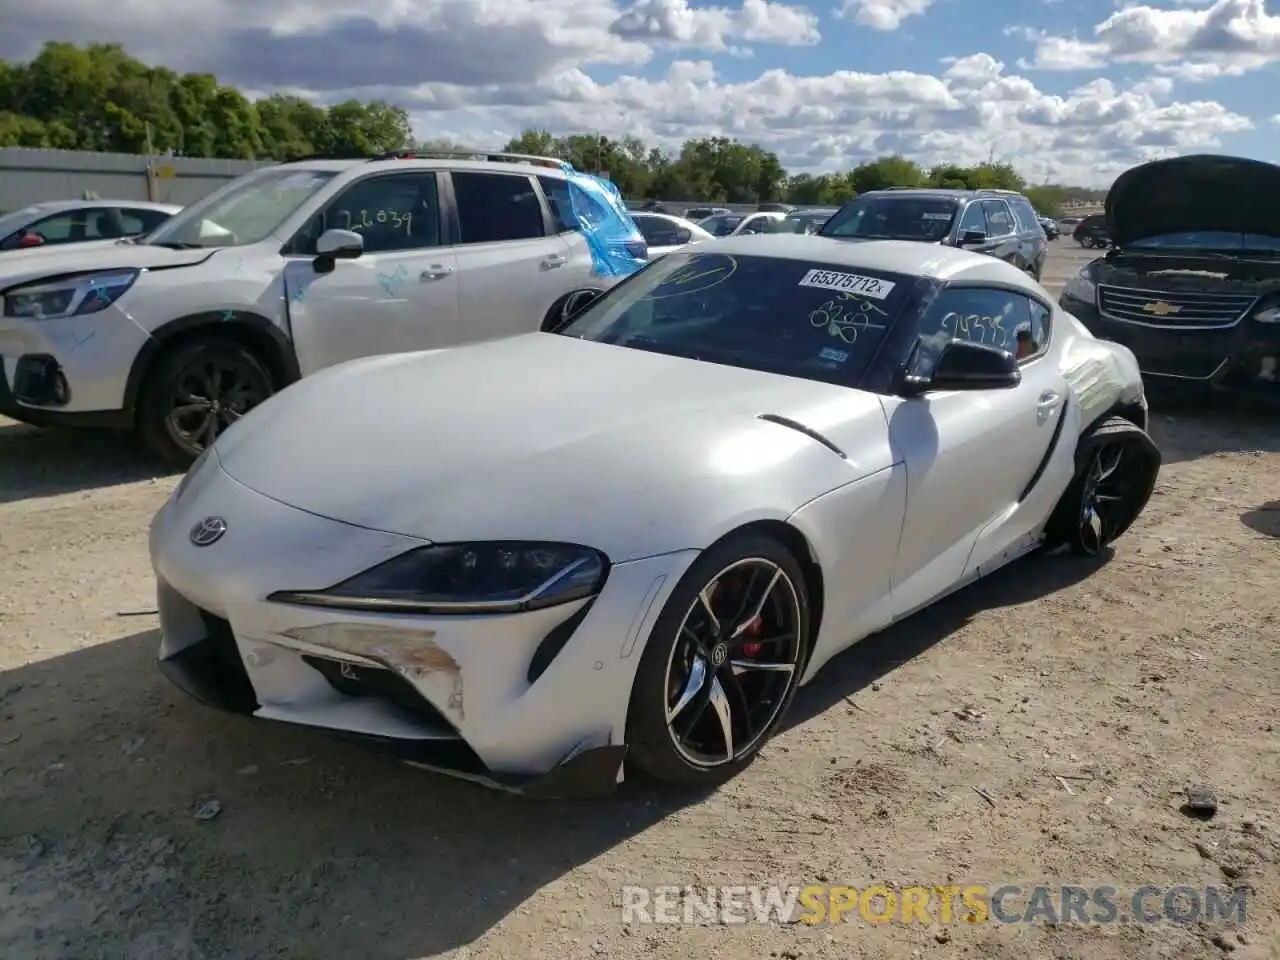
1,242 -> 1277,960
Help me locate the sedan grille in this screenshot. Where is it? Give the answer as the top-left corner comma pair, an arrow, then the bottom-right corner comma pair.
1097,285 -> 1257,330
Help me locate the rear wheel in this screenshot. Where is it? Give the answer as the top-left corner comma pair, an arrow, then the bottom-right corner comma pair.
1045,416 -> 1161,556
137,336 -> 275,466
626,533 -> 810,786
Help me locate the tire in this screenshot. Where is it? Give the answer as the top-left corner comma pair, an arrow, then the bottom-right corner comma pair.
137,335 -> 276,467
1044,415 -> 1161,556
625,532 -> 811,786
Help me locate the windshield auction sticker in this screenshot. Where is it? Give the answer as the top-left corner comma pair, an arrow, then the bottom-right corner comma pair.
798,269 -> 896,299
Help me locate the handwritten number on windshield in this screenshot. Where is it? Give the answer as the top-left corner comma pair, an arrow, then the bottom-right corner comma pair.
648,255 -> 739,299
809,293 -> 889,344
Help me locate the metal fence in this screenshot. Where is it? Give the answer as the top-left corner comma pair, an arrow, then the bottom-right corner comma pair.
0,148 -> 276,212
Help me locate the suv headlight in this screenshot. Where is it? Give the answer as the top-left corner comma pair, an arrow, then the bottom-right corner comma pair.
1254,305 -> 1280,324
3,269 -> 141,319
269,541 -> 609,614
1062,266 -> 1096,304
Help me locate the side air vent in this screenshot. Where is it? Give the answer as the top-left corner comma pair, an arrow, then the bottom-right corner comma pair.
757,414 -> 847,459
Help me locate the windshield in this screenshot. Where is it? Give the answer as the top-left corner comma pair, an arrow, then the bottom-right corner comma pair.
142,168 -> 337,248
821,196 -> 958,241
1126,232 -> 1280,253
771,214 -> 833,235
558,251 -> 917,386
700,215 -> 743,237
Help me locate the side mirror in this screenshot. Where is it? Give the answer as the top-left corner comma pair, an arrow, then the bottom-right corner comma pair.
19,233 -> 45,248
675,229 -> 691,244
959,229 -> 987,246
900,339 -> 1020,396
316,228 -> 363,257
547,289 -> 604,333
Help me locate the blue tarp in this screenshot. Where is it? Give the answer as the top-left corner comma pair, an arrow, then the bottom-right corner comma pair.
560,164 -> 647,279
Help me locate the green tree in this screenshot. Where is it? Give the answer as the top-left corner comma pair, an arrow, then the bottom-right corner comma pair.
850,155 -> 925,193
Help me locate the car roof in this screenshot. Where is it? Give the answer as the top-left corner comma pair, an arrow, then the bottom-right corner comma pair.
709,234 -> 1045,288
276,157 -> 574,179
15,198 -> 182,214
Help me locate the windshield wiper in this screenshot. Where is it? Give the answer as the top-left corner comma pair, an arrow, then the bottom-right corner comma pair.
146,240 -> 204,249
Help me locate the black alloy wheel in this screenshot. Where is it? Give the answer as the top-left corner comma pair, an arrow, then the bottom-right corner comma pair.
626,533 -> 810,786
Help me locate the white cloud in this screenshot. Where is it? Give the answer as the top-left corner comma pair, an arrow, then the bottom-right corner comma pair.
0,0 -> 1260,187
1014,0 -> 1280,78
833,0 -> 937,30
610,0 -> 820,51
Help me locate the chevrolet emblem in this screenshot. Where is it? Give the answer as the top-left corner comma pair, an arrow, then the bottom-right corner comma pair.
1141,301 -> 1180,316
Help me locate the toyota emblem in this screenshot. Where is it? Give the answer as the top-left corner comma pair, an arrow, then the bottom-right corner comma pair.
189,516 -> 228,546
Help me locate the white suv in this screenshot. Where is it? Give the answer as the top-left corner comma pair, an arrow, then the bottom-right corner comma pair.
0,151 -> 646,463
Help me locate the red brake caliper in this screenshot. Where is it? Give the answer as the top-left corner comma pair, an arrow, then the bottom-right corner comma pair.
740,614 -> 763,658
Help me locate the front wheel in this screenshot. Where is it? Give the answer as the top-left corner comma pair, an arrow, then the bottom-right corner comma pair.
137,336 -> 275,466
625,533 -> 810,786
1044,416 -> 1161,556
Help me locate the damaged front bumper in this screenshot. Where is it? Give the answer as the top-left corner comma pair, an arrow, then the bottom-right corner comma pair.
150,461 -> 696,799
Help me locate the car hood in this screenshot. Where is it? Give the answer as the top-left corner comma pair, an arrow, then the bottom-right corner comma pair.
1106,154 -> 1280,247
0,240 -> 217,288
212,334 -> 886,561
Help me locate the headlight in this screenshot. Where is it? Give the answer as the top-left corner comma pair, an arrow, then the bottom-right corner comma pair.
1254,305 -> 1280,324
3,269 -> 141,319
1062,266 -> 1096,304
268,541 -> 609,614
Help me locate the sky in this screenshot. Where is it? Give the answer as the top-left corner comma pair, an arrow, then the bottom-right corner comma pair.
3,0 -> 1280,187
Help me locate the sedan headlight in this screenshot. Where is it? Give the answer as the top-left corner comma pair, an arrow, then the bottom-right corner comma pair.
269,541 -> 609,614
1254,305 -> 1280,324
1061,266 -> 1097,305
3,269 -> 141,319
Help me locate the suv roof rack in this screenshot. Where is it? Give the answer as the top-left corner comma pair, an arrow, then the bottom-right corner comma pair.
369,148 -> 573,170
975,188 -> 1021,196
280,149 -> 575,171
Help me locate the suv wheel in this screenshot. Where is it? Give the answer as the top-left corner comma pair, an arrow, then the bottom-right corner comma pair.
138,335 -> 275,466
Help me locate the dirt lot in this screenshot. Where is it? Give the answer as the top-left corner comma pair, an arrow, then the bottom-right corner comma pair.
2,242 -> 1278,960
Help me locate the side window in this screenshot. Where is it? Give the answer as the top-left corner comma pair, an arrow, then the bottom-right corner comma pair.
1025,298 -> 1051,358
958,202 -> 987,235
981,200 -> 1014,236
295,173 -> 441,254
537,175 -> 575,233
24,211 -> 92,245
1010,198 -> 1039,234
123,208 -> 173,234
635,217 -> 679,247
453,171 -> 544,244
915,286 -> 1046,366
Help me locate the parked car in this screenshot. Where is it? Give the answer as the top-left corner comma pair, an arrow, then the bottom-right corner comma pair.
1059,153 -> 1280,396
1058,216 -> 1083,231
684,206 -> 730,221
0,200 -> 180,251
770,208 -> 839,235
1039,216 -> 1060,240
1073,215 -> 1110,248
150,234 -> 1158,793
0,151 -> 646,464
819,188 -> 1049,280
755,202 -> 794,213
698,211 -> 786,237
630,212 -> 714,258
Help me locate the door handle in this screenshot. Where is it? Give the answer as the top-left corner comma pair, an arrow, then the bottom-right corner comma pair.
420,265 -> 454,281
1036,390 -> 1061,424
541,254 -> 568,269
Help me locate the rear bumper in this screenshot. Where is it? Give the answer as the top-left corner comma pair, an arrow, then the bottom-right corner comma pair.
1061,294 -> 1280,396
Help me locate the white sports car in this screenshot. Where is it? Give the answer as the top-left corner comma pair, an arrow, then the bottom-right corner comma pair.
149,235 -> 1160,796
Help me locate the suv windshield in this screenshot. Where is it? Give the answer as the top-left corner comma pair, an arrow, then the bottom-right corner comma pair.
700,215 -> 743,237
142,168 -> 337,249
1127,232 -> 1280,253
558,251 -> 917,386
821,196 -> 958,241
